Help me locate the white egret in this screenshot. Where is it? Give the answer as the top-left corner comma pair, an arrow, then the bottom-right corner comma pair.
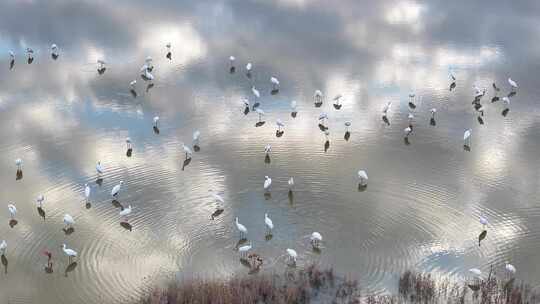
229,56 -> 235,66
193,130 -> 201,146
286,248 -> 297,264
246,62 -> 252,72
7,204 -> 17,219
153,116 -> 159,127
26,48 -> 34,60
318,112 -> 328,124
264,144 -> 272,155
264,213 -> 274,234
63,214 -> 75,228
276,119 -> 284,131
126,137 -> 132,150
502,97 -> 510,108
15,158 -> 22,171
251,86 -> 260,98
62,244 -> 77,262
404,126 -> 412,137
408,113 -> 414,124
505,262 -> 516,275
508,78 -> 518,90
97,59 -> 106,71
345,121 -> 351,132
50,44 -> 59,58
290,100 -> 297,113
182,143 -> 193,159
130,80 -> 137,89
96,161 -> 104,175
119,205 -> 132,220
111,181 -> 124,197
84,183 -> 91,203
270,76 -> 280,90
36,195 -> 45,208
235,217 -> 248,238
479,216 -> 488,228
141,68 -> 154,81
358,170 -> 368,186
310,232 -> 322,249
256,108 -> 265,121
288,177 -> 294,190
238,242 -> 252,258
314,90 -> 323,104
264,176 -> 272,191
0,240 -> 6,255
430,108 -> 437,118
212,193 -> 224,204
464,129 -> 472,146
382,101 -> 392,115
469,268 -> 482,277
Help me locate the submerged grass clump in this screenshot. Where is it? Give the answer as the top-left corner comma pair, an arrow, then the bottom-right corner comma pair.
139,265 -> 540,304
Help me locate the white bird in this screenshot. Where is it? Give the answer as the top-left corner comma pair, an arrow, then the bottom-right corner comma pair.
290,100 -> 297,112
345,121 -> 351,132
382,101 -> 392,115
242,98 -> 250,107
246,62 -> 252,72
238,242 -> 252,258
469,268 -> 482,277
119,205 -> 132,219
50,44 -> 59,57
63,214 -> 75,228
473,86 -> 486,98
264,176 -> 272,191
286,248 -> 297,264
407,113 -> 414,124
251,86 -> 260,98
502,97 -> 510,108
430,108 -> 437,118
479,216 -> 488,228
235,217 -> 248,238
358,170 -> 368,186
264,144 -> 272,155
145,56 -> 154,70
310,232 -> 322,249
264,213 -> 274,233
333,94 -> 343,104
142,68 -> 154,81
505,262 -> 516,275
97,59 -> 106,70
256,108 -> 265,121
7,204 -> 16,219
276,119 -> 285,131
153,116 -> 159,127
192,130 -> 201,146
130,80 -> 137,88
314,90 -> 323,104
229,56 -> 235,65
212,193 -> 224,204
36,195 -> 45,208
270,76 -> 280,89
288,177 -> 294,189
404,126 -> 412,137
96,161 -> 104,175
62,244 -> 77,261
318,112 -> 328,122
508,78 -> 518,90
0,240 -> 6,255
182,143 -> 193,159
449,71 -> 456,81
15,158 -> 22,171
9,51 -> 14,60
464,129 -> 472,146
126,137 -> 132,149
84,184 -> 91,202
26,48 -> 34,60
111,181 -> 123,197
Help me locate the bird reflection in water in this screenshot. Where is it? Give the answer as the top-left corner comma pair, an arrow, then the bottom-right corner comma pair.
210,208 -> 224,220
9,219 -> 18,228
478,230 -> 487,246
1,254 -> 8,274
64,262 -> 78,277
120,222 -> 133,231
182,158 -> 191,171
37,207 -> 46,220
62,227 -> 75,235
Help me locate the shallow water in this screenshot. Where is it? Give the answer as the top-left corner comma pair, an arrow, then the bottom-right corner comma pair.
1,0 -> 540,303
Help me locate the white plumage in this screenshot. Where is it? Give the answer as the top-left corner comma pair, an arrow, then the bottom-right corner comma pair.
111,181 -> 123,197
358,170 -> 368,186
235,217 -> 248,237
276,119 -> 284,130
404,126 -> 412,137
251,86 -> 260,98
36,195 -> 45,207
264,144 -> 272,154
212,193 -> 224,204
153,116 -> 159,127
479,216 -> 488,227
469,268 -> 482,277
85,183 -> 91,201
238,242 -> 252,258
96,161 -> 104,175
63,214 -> 75,227
505,262 -> 516,274
464,129 -> 472,146
62,244 -> 77,260
310,232 -> 322,248
119,205 -> 132,218
508,78 -> 518,90
15,158 -> 22,170
286,248 -> 297,263
382,101 -> 392,115
193,130 -> 201,146
0,240 -> 6,255
246,62 -> 252,71
288,177 -> 294,189
264,176 -> 272,190
183,143 -> 193,158
290,100 -> 297,112
265,213 -> 274,232
270,76 -> 280,89
7,204 -> 16,219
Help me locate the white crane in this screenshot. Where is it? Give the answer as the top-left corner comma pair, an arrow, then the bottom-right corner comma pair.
235,217 -> 247,238
62,244 -> 77,262
63,214 -> 75,228
264,176 -> 272,191
358,170 -> 368,186
264,213 -> 274,234
111,181 -> 124,197
310,232 -> 322,249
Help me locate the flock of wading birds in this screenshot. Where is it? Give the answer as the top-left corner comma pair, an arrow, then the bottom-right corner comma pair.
1,44 -> 519,277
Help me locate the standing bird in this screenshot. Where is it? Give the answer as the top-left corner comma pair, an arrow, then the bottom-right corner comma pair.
246,62 -> 252,73
26,48 -> 34,63
242,98 -> 250,108
238,242 -> 252,259
314,90 -> 323,105
407,113 -> 414,125
345,121 -> 351,132
63,214 -> 75,228
404,126 -> 413,137
264,213 -> 274,235
7,204 -> 17,219
270,77 -> 280,90
263,176 -> 272,191
130,80 -> 137,89
408,92 -> 416,107
97,59 -> 106,73
276,119 -> 285,132
111,181 -> 124,197
193,130 -> 201,147
286,248 -> 297,265
251,86 -> 260,98
358,170 -> 368,186
84,183 -> 91,203
508,78 -> 518,91
288,177 -> 294,190
50,44 -> 59,59
229,56 -> 235,67
36,195 -> 45,208
182,143 -> 193,159
126,137 -> 132,150
505,262 -> 516,275
235,217 -> 248,238
119,205 -> 132,221
264,144 -> 272,155
318,112 -> 328,125
153,116 -> 159,128
15,158 -> 23,171
0,240 -> 6,256
430,108 -> 437,119
479,216 -> 488,228
61,244 -> 77,263
502,97 -> 510,109
333,94 -> 343,106
96,161 -> 104,176
310,232 -> 322,249
290,100 -> 297,114
9,51 -> 15,69
464,129 -> 472,147
382,101 -> 392,116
